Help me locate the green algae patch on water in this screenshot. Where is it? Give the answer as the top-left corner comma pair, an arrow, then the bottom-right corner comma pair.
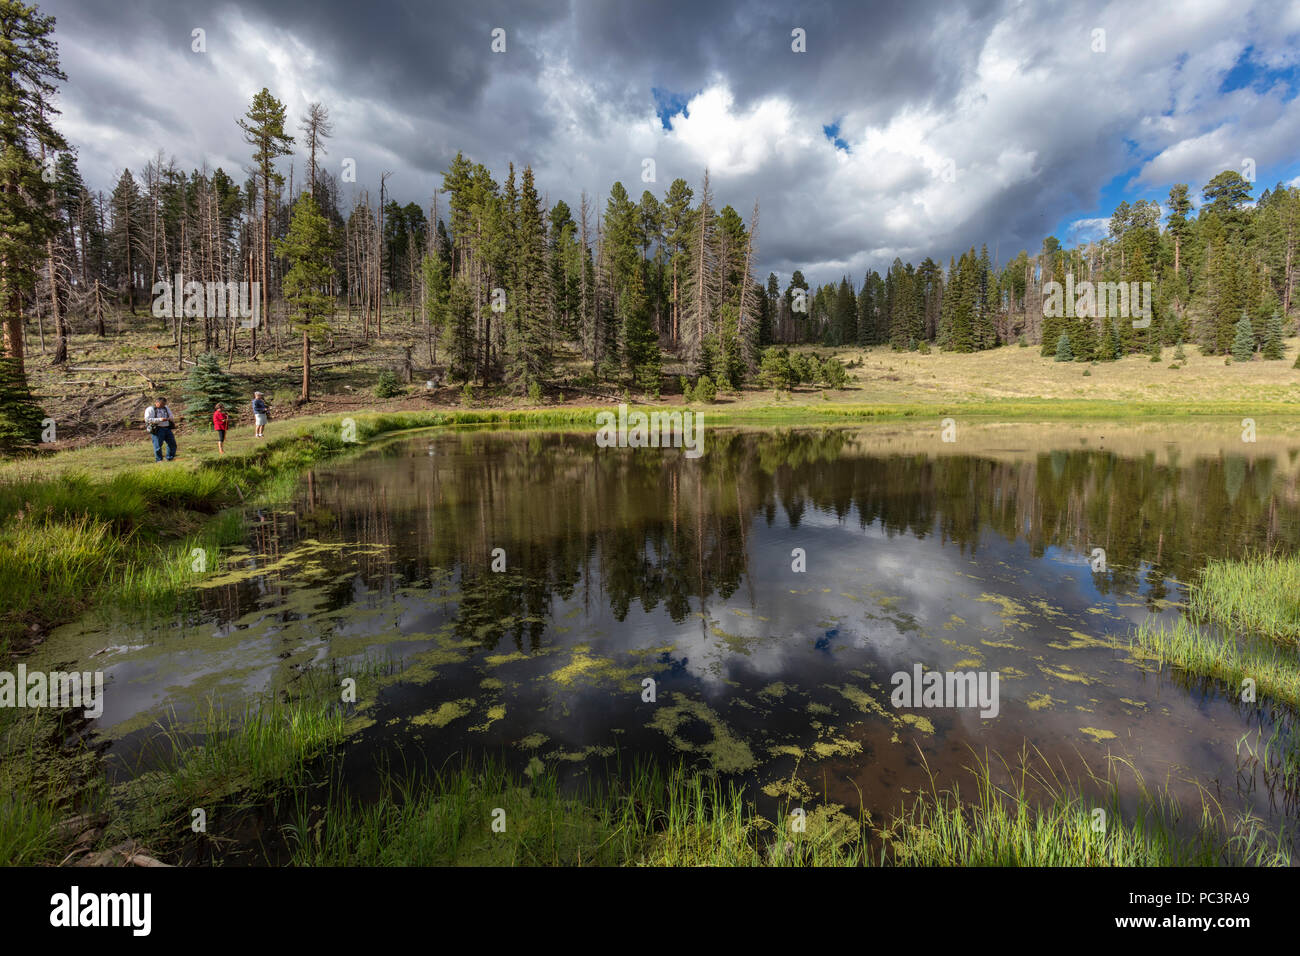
516,733 -> 548,750
899,713 -> 936,734
197,540 -> 389,589
1026,692 -> 1062,711
976,593 -> 1032,630
762,775 -> 814,801
1038,662 -> 1095,685
768,744 -> 805,758
707,621 -> 766,656
547,645 -> 641,691
412,699 -> 475,728
471,705 -> 506,733
1048,629 -> 1121,652
831,682 -> 893,721
811,737 -> 864,759
544,744 -> 617,764
1079,726 -> 1117,743
484,650 -> 530,667
981,638 -> 1021,650
1030,599 -> 1069,619
648,695 -> 757,773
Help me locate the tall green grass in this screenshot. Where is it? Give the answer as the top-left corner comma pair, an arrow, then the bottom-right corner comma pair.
1133,554 -> 1300,804
1186,554 -> 1300,643
0,708 -> 107,866
107,694 -> 346,849
881,751 -> 1288,866
282,749 -> 1276,867
1134,618 -> 1300,709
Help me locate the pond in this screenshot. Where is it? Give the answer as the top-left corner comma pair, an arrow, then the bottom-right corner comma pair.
41,421 -> 1300,849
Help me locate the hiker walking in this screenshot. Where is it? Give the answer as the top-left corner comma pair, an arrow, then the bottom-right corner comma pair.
144,397 -> 177,462
213,403 -> 229,455
252,391 -> 270,438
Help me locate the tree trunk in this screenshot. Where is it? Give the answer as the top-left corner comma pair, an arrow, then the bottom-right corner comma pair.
301,328 -> 310,401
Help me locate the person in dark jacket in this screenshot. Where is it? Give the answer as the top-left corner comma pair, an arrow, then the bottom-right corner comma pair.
252,392 -> 270,438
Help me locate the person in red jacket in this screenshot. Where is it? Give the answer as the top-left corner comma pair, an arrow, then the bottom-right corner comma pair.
212,403 -> 229,455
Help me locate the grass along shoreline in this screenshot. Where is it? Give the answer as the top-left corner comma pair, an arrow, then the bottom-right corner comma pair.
1134,555 -> 1300,799
4,675 -> 1288,867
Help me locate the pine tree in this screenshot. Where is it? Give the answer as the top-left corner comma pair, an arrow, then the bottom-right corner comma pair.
1054,333 -> 1072,362
1230,312 -> 1255,362
108,169 -> 142,313
238,87 -> 294,353
0,0 -> 69,373
621,267 -> 660,392
1072,316 -> 1097,361
183,352 -> 241,416
275,195 -> 336,400
1262,311 -> 1284,359
422,250 -> 449,364
447,276 -> 476,382
1227,314 -> 1258,361
507,165 -> 551,391
1098,316 -> 1117,360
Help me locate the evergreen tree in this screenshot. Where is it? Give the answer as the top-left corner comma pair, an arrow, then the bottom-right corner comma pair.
1262,311 -> 1284,360
238,87 -> 294,352
1054,333 -> 1072,362
1098,315 -> 1117,360
275,195 -> 336,400
446,276 -> 476,382
1166,183 -> 1192,277
1230,312 -> 1255,362
183,352 -> 241,416
422,249 -> 449,364
506,165 -> 551,391
109,168 -> 142,313
831,276 -> 856,345
620,265 -> 660,392
0,0 -> 69,373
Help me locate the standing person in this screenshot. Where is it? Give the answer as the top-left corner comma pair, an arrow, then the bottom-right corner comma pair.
251,391 -> 270,438
212,403 -> 229,455
144,397 -> 177,462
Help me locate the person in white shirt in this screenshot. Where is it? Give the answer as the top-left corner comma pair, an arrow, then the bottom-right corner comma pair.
144,397 -> 178,461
